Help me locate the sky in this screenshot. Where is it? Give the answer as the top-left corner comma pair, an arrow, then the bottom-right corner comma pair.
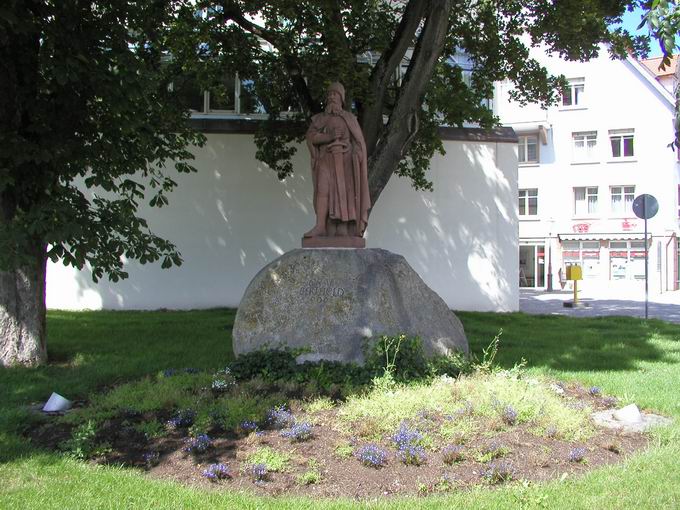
618,7 -> 677,57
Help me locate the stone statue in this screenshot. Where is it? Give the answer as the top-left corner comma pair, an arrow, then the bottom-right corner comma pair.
302,82 -> 370,247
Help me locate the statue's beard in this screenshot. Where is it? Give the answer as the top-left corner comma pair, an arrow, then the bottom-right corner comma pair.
325,102 -> 342,114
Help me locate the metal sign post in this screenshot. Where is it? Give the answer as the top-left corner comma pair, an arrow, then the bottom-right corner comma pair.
632,194 -> 659,320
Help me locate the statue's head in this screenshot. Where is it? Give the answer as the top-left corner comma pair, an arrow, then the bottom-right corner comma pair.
326,82 -> 345,108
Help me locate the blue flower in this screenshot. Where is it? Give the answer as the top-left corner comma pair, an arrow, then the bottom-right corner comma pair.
355,444 -> 388,468
569,446 -> 586,462
167,409 -> 196,428
202,463 -> 231,480
280,422 -> 313,442
183,434 -> 213,453
266,405 -> 295,429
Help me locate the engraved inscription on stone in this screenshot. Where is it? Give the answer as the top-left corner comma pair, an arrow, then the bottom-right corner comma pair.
300,280 -> 347,302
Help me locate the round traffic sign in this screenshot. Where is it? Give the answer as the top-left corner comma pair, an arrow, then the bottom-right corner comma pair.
632,194 -> 659,220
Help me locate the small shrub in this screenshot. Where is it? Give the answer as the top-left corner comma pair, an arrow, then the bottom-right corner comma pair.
142,451 -> 159,468
569,446 -> 587,463
296,469 -> 322,485
501,405 -> 518,426
183,434 -> 213,454
355,444 -> 388,468
398,444 -> 427,465
391,422 -> 423,450
363,334 -> 429,382
334,443 -> 354,459
133,420 -> 165,440
249,463 -> 268,482
167,409 -> 196,429
211,378 -> 233,393
239,420 -> 259,434
441,444 -> 464,464
202,463 -> 232,480
478,441 -> 510,463
306,397 -> 334,413
246,447 -> 290,472
280,422 -> 313,442
266,405 -> 295,429
481,461 -> 515,484
59,420 -> 108,460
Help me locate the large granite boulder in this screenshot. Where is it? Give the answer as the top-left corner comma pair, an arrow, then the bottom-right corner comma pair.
232,248 -> 468,364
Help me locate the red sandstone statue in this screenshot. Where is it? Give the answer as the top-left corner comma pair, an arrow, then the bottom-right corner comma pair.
303,82 -> 370,247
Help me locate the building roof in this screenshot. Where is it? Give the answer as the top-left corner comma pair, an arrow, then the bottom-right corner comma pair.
640,55 -> 678,77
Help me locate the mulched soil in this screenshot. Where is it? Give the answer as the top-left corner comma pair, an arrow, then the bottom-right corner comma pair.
26,383 -> 649,500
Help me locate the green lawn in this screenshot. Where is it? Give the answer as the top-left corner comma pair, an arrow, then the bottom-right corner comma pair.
1,310 -> 679,509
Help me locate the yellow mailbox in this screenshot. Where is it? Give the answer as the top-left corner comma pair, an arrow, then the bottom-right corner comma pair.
566,265 -> 582,281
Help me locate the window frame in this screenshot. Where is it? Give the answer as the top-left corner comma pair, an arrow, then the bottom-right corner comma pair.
573,186 -> 599,217
561,78 -> 585,108
518,134 -> 539,165
609,129 -> 635,160
610,185 -> 636,216
518,188 -> 539,217
572,131 -> 598,163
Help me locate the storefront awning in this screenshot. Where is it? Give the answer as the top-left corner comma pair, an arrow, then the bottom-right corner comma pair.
558,232 -> 647,241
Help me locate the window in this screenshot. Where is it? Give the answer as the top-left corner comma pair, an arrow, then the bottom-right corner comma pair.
562,78 -> 585,107
519,188 -> 538,216
562,240 -> 601,279
518,135 -> 538,164
574,186 -> 598,216
572,131 -> 598,162
173,74 -> 275,115
609,129 -> 634,158
611,186 -> 635,215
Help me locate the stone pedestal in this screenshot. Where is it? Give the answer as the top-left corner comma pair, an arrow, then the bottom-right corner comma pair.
301,236 -> 365,248
232,248 -> 468,364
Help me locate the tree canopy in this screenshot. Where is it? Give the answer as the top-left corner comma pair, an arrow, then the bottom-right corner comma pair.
0,0 -> 655,366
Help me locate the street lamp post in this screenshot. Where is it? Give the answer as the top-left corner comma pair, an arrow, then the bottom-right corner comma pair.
547,219 -> 555,292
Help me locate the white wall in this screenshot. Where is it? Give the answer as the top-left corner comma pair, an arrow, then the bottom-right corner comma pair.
46,133 -> 518,312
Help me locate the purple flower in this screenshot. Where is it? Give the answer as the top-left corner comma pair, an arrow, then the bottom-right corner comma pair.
569,446 -> 586,462
184,434 -> 213,454
501,405 -> 518,425
142,451 -> 159,467
266,405 -> 295,429
398,444 -> 427,465
391,422 -> 423,450
167,409 -> 196,428
441,445 -> 464,465
589,386 -> 601,396
355,444 -> 388,468
250,463 -> 268,482
240,420 -> 259,433
202,463 -> 231,480
480,461 -> 515,484
280,422 -> 313,442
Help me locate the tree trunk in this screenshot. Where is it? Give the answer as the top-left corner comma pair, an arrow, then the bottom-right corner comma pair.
0,240 -> 47,367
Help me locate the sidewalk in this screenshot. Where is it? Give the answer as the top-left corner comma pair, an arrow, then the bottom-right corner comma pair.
520,286 -> 680,323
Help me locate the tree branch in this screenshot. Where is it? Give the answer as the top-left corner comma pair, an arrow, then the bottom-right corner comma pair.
367,0 -> 452,205
219,1 -> 318,115
362,0 -> 427,153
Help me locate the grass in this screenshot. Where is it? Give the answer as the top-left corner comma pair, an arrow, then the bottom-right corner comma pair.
1,309 -> 680,508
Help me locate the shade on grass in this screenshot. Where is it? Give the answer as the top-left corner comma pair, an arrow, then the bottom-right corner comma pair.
1,309 -> 679,509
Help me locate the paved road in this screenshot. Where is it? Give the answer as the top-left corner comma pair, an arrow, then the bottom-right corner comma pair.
520,286 -> 680,323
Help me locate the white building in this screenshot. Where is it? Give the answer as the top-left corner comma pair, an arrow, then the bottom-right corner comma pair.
496,49 -> 680,294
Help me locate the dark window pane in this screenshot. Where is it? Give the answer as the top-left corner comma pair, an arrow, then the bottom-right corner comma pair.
624,137 -> 634,157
